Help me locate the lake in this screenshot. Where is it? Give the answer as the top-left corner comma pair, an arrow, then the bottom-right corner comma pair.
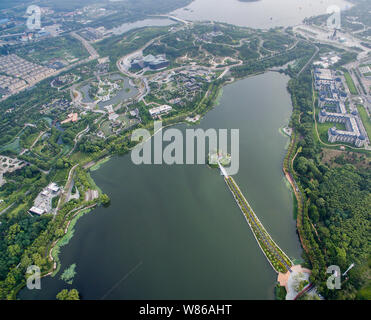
19,72 -> 302,300
172,0 -> 352,29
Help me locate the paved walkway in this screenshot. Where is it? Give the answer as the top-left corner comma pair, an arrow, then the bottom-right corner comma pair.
277,265 -> 311,300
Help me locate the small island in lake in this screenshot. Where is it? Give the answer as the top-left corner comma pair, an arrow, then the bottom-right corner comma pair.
208,149 -> 232,168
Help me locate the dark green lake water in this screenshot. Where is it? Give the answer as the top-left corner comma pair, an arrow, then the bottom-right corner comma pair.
20,72 -> 301,300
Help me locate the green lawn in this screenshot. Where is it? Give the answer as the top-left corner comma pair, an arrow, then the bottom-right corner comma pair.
101,121 -> 113,136
344,71 -> 358,95
0,137 -> 20,153
357,105 -> 371,140
21,131 -> 40,149
69,151 -> 93,164
317,121 -> 346,143
315,108 -> 347,143
20,35 -> 89,65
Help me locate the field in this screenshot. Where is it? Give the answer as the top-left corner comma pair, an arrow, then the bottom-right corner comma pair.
344,71 -> 358,95
317,120 -> 346,143
100,121 -> 113,136
69,151 -> 94,164
17,35 -> 89,65
357,105 -> 371,140
0,137 -> 20,154
321,148 -> 370,169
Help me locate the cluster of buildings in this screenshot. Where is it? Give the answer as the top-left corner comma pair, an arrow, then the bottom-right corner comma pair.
147,67 -> 212,112
149,105 -> 173,118
179,76 -> 202,91
95,57 -> 110,74
51,74 -> 80,89
359,65 -> 371,79
105,105 -> 119,121
195,31 -> 224,43
0,21 -> 61,47
0,156 -> 25,187
61,113 -> 79,124
178,68 -> 212,85
0,74 -> 27,97
313,52 -> 341,69
96,105 -> 122,138
96,104 -> 140,139
29,183 -> 60,216
315,68 -> 367,147
129,108 -> 139,118
131,54 -> 169,71
20,29 -> 53,43
0,54 -> 56,89
170,69 -> 208,103
95,78 -> 121,102
185,114 -> 201,123
79,27 -> 104,42
40,98 -> 71,115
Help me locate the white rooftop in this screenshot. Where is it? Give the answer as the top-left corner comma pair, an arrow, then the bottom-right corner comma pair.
29,206 -> 45,215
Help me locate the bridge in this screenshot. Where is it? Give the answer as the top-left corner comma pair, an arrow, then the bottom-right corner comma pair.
218,162 -> 293,274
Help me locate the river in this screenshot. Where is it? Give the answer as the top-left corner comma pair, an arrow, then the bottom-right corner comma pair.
19,71 -> 302,300
172,0 -> 352,29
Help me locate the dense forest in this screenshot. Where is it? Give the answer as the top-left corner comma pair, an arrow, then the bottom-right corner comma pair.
287,70 -> 370,300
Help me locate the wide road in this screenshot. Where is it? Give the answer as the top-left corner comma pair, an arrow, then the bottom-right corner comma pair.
70,32 -> 99,59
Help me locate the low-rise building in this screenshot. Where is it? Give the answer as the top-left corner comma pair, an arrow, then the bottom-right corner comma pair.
29,183 -> 60,216
61,113 -> 79,124
149,105 -> 172,118
131,54 -> 169,71
29,206 -> 45,216
315,67 -> 367,148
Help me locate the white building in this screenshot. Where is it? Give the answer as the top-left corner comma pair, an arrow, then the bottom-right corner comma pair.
149,105 -> 172,118
29,206 -> 45,216
29,182 -> 60,216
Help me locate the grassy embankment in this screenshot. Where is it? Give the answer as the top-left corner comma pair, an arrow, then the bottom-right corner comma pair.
356,105 -> 371,139
344,71 -> 358,95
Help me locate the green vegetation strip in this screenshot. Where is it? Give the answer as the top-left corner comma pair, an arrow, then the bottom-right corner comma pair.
225,177 -> 292,273
51,208 -> 92,276
356,105 -> 371,140
90,156 -> 111,172
344,71 -> 358,95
